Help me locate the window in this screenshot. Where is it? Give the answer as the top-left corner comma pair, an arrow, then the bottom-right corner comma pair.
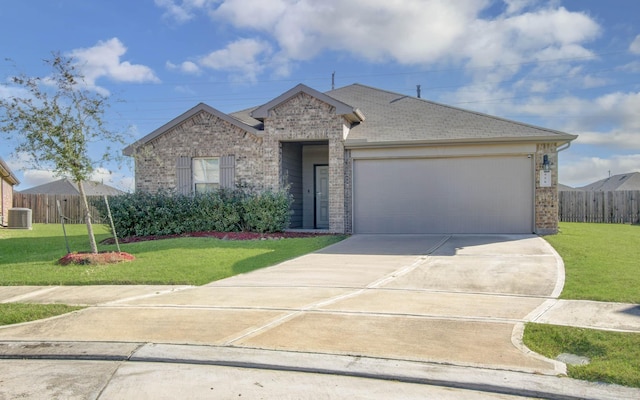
192,157 -> 219,193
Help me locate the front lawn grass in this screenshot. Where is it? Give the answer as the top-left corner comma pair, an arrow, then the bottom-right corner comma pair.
526,222 -> 640,388
0,224 -> 346,285
524,323 -> 640,388
0,303 -> 84,326
543,222 -> 640,303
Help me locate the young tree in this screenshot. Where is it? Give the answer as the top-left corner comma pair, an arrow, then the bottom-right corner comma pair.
0,54 -> 125,254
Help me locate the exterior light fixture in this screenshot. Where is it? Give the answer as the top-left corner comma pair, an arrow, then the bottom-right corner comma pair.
542,154 -> 551,172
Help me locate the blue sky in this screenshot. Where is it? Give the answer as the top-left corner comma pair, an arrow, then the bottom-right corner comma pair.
1,0 -> 639,191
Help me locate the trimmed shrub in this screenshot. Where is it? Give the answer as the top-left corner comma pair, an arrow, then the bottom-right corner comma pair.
94,187 -> 292,238
240,190 -> 292,233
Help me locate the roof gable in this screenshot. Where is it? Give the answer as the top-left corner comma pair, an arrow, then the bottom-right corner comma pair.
123,103 -> 260,156
250,84 -> 364,123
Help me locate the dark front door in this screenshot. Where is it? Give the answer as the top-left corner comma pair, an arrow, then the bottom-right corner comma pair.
314,165 -> 329,229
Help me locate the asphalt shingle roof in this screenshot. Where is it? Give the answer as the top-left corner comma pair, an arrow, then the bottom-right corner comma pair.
326,84 -> 576,144
19,178 -> 125,196
578,172 -> 640,191
228,83 -> 575,145
130,83 -> 576,151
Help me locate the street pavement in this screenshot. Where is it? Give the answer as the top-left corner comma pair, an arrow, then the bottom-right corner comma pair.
0,234 -> 639,399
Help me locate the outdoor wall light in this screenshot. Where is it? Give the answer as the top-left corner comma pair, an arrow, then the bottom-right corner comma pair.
542,154 -> 551,172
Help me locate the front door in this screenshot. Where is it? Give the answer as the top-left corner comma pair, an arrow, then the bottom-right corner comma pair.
314,165 -> 329,229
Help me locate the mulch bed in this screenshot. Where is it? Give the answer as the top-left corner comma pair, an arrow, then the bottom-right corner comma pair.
58,251 -> 135,266
100,231 -> 334,245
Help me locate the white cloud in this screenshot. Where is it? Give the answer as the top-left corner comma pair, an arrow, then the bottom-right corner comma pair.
630,34 -> 640,55
620,61 -> 640,73
90,167 -> 134,192
0,82 -> 30,100
21,169 -> 58,188
503,0 -> 537,15
6,152 -> 133,192
161,1 -> 600,85
69,38 -> 160,94
560,154 -> 640,187
211,0 -> 489,64
198,38 -> 272,82
205,1 -> 599,77
577,131 -> 640,150
459,90 -> 640,151
154,0 -> 213,23
212,0 -> 288,31
166,60 -> 201,74
13,165 -> 133,192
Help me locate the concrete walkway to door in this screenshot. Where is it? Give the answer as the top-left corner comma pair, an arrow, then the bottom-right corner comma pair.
1,234 -> 640,399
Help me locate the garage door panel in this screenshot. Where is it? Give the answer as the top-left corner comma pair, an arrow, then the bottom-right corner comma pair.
353,156 -> 533,234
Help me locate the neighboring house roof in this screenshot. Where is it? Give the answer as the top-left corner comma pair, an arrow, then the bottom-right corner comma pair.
126,83 -> 577,153
0,157 -> 20,186
577,172 -> 640,191
123,103 -> 261,156
558,184 -> 580,191
19,178 -> 125,195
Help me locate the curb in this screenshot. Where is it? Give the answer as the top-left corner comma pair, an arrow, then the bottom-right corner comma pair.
1,341 -> 639,400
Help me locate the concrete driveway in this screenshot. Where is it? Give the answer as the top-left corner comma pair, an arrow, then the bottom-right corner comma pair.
0,234 -> 564,375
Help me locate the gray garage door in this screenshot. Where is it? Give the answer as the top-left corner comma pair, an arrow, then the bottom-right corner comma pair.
352,156 -> 534,234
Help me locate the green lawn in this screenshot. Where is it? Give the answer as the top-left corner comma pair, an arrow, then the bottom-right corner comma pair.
0,224 -> 346,285
0,303 -> 84,326
543,222 -> 640,303
524,323 -> 640,388
0,223 -> 345,326
524,222 -> 640,388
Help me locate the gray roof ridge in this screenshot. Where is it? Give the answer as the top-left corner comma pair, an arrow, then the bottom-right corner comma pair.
333,83 -> 576,139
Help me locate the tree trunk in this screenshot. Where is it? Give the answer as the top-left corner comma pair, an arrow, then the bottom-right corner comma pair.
77,180 -> 98,254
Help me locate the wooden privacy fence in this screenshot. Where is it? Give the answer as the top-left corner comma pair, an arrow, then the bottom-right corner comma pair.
13,193 -> 106,224
559,190 -> 640,224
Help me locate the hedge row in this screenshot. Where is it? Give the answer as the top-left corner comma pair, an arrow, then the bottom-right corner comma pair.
93,188 -> 292,238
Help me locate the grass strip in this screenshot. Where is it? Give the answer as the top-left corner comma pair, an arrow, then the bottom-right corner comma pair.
0,303 -> 83,326
524,323 -> 640,388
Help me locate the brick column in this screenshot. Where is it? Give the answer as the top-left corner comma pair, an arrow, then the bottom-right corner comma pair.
535,143 -> 559,235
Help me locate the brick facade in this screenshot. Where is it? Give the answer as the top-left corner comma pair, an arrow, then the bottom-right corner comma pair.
132,110 -> 263,193
534,143 -> 560,234
128,85 -> 570,235
260,93 -> 348,233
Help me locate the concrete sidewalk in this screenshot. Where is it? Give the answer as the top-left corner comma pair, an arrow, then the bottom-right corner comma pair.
0,234 -> 639,399
3,285 -> 638,333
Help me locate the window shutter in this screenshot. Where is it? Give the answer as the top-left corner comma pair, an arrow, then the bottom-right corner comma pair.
176,156 -> 192,195
220,155 -> 235,189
